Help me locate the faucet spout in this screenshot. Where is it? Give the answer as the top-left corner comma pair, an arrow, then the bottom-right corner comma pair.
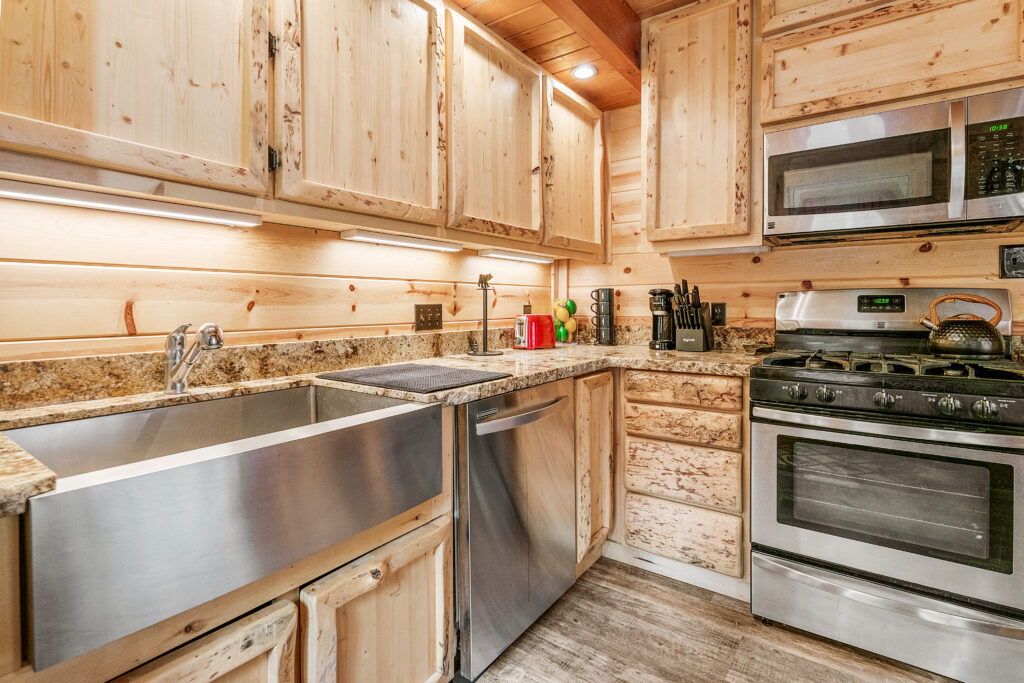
165,323 -> 223,393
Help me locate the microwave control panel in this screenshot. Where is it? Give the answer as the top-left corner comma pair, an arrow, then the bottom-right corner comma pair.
967,116 -> 1024,199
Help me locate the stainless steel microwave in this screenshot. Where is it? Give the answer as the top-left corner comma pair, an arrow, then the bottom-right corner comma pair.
764,87 -> 1024,243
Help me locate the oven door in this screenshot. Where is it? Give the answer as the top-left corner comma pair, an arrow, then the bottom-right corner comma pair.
764,99 -> 965,238
751,406 -> 1022,611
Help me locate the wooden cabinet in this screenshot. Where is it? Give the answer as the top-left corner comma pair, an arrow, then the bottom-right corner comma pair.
299,516 -> 454,683
623,402 -> 742,449
115,601 -> 297,682
625,436 -> 741,512
641,0 -> 752,242
623,370 -> 742,411
574,371 -> 614,575
760,0 -> 890,35
761,0 -> 1024,123
274,0 -> 447,224
543,80 -> 605,255
0,0 -> 271,195
447,11 -> 544,243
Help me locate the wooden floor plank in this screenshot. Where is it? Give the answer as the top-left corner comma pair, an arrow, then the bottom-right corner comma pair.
476,558 -> 950,683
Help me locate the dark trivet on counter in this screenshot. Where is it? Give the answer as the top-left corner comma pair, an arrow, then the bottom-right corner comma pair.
648,280 -> 716,352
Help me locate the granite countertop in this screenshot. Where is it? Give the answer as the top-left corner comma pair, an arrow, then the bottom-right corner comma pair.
0,344 -> 763,515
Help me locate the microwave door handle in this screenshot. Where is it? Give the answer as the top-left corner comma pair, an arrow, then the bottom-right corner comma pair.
949,99 -> 966,220
754,555 -> 1024,641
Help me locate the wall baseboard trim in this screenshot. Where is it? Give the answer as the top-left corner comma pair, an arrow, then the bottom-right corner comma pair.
602,540 -> 751,602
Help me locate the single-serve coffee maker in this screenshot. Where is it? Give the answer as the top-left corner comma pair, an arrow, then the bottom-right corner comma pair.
649,288 -> 675,350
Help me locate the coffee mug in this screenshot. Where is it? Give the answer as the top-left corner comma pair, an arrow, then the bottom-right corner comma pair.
596,326 -> 614,345
590,288 -> 613,302
591,314 -> 614,327
591,301 -> 613,314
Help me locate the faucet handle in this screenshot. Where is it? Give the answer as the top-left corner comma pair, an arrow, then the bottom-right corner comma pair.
170,323 -> 192,336
166,323 -> 192,352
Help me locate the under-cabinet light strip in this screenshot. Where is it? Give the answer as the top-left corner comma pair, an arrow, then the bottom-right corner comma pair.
339,229 -> 463,253
477,249 -> 554,264
0,179 -> 264,227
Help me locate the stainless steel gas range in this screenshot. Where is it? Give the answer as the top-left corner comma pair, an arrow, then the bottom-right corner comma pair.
750,287 -> 1024,683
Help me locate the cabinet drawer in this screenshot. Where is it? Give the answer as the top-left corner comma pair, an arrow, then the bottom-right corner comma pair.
625,436 -> 741,512
623,371 -> 742,410
624,402 -> 742,449
624,492 -> 742,577
761,0 -> 1024,123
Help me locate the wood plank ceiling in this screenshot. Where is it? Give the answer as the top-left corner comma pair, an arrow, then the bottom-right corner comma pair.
453,0 -> 693,110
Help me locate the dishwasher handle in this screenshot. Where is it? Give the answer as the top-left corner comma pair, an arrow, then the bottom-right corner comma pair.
475,396 -> 567,435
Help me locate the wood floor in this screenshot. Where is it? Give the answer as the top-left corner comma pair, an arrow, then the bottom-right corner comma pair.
477,558 -> 951,683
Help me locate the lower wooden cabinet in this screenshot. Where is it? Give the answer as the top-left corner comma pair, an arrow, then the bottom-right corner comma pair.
574,371 -> 614,574
623,401 -> 742,449
299,516 -> 454,683
625,436 -> 741,513
115,601 -> 298,683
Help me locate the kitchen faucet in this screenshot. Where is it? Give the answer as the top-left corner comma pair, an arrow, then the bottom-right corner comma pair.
165,322 -> 224,393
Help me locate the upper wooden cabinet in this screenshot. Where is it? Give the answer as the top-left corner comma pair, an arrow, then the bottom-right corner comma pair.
641,0 -> 753,242
0,0 -> 271,195
274,0 -> 447,224
543,80 -> 605,254
760,0 -> 890,35
447,12 -> 544,243
761,0 -> 1024,123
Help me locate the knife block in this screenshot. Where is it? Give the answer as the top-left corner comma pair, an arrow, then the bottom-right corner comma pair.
675,328 -> 709,352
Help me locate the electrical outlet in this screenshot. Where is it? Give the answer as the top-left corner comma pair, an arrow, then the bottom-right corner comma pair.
711,302 -> 727,326
522,304 -> 532,314
1001,245 -> 1024,278
414,304 -> 442,331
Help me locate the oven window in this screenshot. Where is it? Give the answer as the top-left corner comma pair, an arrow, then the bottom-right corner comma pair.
777,437 -> 1013,574
768,129 -> 951,215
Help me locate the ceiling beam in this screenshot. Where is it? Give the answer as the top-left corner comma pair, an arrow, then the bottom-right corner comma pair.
540,0 -> 641,91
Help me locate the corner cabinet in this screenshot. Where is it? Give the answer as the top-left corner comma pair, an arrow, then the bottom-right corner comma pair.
543,80 -> 605,255
0,0 -> 271,195
273,0 -> 447,224
641,0 -> 753,242
447,11 -> 545,243
575,371 -> 614,575
760,0 -> 1024,123
300,516 -> 454,683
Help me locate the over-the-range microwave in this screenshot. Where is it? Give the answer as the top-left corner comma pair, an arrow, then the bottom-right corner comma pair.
764,86 -> 1024,244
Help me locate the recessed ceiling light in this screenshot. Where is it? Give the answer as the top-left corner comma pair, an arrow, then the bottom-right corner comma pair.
571,64 -> 598,80
339,229 -> 463,253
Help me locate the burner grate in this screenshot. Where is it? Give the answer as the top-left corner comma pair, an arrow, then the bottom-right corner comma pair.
761,350 -> 1024,380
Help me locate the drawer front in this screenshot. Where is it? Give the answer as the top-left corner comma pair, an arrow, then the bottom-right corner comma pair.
625,436 -> 741,512
623,370 -> 742,410
625,492 -> 742,577
624,401 -> 742,449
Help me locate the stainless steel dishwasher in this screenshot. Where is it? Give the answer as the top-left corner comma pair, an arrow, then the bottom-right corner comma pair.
456,378 -> 576,681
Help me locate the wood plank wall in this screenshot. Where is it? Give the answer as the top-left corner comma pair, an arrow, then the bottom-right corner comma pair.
569,105 -> 1024,333
0,199 -> 551,361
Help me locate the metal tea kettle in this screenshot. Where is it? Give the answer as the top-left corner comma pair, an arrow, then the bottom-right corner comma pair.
917,293 -> 1006,358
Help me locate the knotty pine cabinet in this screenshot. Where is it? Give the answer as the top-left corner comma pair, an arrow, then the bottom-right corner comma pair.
574,371 -> 614,575
114,602 -> 298,683
760,0 -> 1024,123
0,0 -> 272,195
640,0 -> 753,242
273,0 -> 447,225
619,371 -> 746,578
446,11 -> 545,243
299,516 -> 454,683
760,0 -> 890,35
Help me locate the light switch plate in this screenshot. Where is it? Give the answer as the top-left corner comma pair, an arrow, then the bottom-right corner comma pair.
1000,245 -> 1024,278
414,304 -> 442,331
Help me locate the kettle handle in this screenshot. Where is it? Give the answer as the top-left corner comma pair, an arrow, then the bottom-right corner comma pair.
917,294 -> 1003,327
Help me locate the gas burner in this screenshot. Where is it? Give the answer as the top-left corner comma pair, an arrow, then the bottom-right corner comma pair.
760,350 -> 1024,381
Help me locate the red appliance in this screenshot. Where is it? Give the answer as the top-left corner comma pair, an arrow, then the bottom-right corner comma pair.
513,314 -> 556,349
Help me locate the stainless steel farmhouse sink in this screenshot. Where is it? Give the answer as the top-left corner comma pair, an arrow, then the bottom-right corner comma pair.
4,385 -> 443,670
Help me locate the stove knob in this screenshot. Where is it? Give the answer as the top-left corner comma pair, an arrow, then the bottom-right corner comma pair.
873,390 -> 895,410
788,384 -> 808,400
815,385 -> 837,403
971,398 -> 999,419
937,395 -> 963,416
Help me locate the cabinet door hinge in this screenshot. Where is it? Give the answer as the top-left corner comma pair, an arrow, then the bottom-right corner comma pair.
268,32 -> 278,59
268,146 -> 280,172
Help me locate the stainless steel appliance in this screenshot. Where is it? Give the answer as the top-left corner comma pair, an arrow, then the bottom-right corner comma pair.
750,288 -> 1024,682
456,380 -> 575,681
764,87 -> 1024,243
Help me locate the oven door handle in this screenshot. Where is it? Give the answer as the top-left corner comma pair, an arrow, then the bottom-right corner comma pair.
754,555 -> 1024,641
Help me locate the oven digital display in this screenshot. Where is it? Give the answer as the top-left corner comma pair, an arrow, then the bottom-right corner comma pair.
857,294 -> 906,312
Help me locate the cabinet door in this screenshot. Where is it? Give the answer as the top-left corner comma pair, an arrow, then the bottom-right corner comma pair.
447,12 -> 544,243
274,0 -> 446,224
761,0 -> 1024,123
641,0 -> 752,241
543,79 -> 605,254
760,0 -> 890,35
574,371 -> 614,574
115,601 -> 297,682
0,1 -> 270,195
300,516 -> 453,683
